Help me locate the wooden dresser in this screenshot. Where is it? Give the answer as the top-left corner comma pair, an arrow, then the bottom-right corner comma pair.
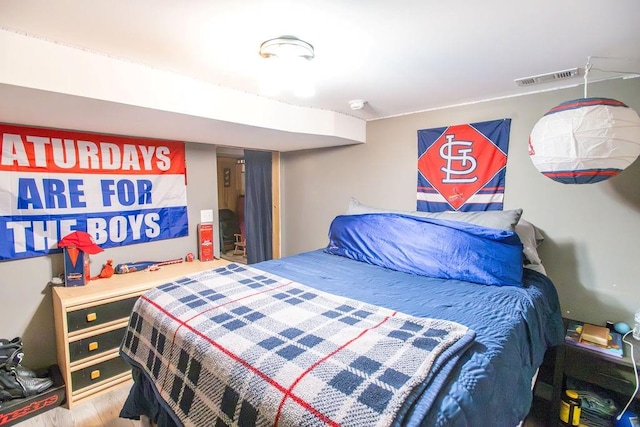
52,259 -> 229,408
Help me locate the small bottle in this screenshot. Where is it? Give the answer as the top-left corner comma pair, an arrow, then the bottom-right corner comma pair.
559,389 -> 581,426
606,320 -> 614,332
633,309 -> 640,340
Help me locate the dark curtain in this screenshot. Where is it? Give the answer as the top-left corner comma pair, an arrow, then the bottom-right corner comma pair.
244,150 -> 272,264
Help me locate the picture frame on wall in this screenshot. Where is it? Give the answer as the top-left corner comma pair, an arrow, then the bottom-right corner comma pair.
224,168 -> 231,187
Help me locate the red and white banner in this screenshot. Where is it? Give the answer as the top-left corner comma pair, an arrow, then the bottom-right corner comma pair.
0,124 -> 188,261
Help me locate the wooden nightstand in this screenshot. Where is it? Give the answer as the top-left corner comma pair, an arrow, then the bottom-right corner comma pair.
549,318 -> 640,423
52,259 -> 229,408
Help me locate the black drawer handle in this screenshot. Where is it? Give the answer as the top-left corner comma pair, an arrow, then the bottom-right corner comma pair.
595,372 -> 632,385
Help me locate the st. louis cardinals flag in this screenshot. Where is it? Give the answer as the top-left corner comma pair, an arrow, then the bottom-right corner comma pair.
417,118 -> 511,212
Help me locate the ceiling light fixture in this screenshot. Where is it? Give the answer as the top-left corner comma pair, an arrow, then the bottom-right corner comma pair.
259,36 -> 314,60
259,35 -> 316,98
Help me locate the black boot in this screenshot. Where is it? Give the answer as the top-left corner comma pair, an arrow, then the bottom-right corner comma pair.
0,369 -> 53,400
0,338 -> 21,347
0,386 -> 13,403
0,338 -> 37,378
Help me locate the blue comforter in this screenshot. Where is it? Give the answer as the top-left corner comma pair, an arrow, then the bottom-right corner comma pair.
257,250 -> 564,426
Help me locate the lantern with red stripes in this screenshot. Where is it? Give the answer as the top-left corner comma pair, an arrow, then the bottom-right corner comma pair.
529,97 -> 640,184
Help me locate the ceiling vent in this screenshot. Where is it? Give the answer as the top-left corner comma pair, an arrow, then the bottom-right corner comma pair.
514,67 -> 581,86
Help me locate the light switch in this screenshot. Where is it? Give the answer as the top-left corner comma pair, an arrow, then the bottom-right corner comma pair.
200,209 -> 214,223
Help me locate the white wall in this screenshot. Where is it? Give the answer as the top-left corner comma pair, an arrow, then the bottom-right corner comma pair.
0,142 -> 219,369
281,78 -> 640,328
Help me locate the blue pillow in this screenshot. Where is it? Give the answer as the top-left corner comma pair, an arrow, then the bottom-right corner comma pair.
324,213 -> 523,287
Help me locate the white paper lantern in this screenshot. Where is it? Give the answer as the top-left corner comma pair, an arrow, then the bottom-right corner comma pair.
529,97 -> 640,184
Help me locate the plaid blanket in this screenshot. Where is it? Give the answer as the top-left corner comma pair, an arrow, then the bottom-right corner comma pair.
120,263 -> 475,427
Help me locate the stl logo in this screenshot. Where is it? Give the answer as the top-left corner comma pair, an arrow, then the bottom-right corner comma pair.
418,124 -> 506,210
440,135 -> 478,184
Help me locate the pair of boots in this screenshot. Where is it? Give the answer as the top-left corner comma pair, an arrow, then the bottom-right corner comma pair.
0,337 -> 53,403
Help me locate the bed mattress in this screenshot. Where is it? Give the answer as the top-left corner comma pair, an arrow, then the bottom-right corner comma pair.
256,250 -> 564,425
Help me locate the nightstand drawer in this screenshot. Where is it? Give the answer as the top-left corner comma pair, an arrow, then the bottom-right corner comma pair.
53,259 -> 230,408
564,346 -> 637,397
69,327 -> 128,363
71,356 -> 131,392
67,297 -> 139,332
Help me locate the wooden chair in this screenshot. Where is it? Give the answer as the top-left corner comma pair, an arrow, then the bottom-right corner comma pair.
233,195 -> 246,257
233,233 -> 246,257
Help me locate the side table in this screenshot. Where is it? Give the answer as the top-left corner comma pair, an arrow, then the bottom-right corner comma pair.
550,318 -> 640,423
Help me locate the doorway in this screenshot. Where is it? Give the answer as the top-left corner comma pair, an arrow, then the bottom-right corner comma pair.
217,148 -> 246,263
216,147 -> 281,264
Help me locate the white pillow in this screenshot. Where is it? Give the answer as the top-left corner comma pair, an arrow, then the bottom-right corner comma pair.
514,218 -> 545,266
346,198 -> 523,231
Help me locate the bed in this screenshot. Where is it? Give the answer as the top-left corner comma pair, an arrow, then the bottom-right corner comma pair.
119,209 -> 564,426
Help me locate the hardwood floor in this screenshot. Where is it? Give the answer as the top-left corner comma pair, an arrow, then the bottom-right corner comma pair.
13,381 -> 553,426
16,383 -> 138,427
220,250 -> 247,264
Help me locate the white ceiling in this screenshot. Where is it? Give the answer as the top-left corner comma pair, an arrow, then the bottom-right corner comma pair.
1,0 -> 639,151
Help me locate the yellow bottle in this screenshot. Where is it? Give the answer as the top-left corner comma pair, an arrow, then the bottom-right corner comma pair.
559,389 -> 581,426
